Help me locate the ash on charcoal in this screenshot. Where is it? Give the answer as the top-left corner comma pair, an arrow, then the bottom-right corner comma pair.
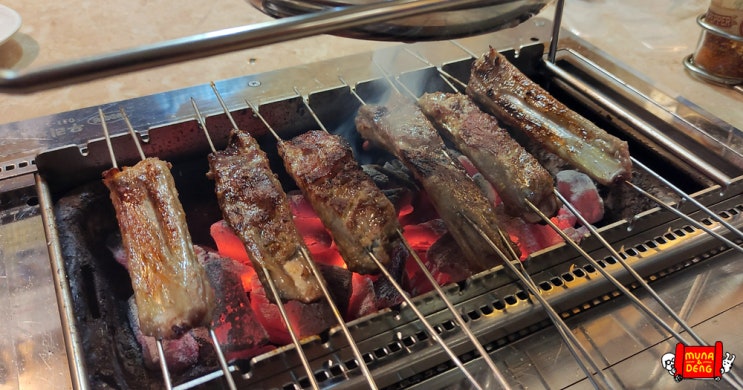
556,170 -> 604,224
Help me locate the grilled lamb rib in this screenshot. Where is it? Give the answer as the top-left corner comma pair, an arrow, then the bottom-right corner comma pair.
278,130 -> 404,274
467,47 -> 632,186
355,94 -> 518,272
102,157 -> 215,339
207,130 -> 323,303
418,92 -> 559,223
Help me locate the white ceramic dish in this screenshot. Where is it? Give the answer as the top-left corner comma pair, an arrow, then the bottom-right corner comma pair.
0,4 -> 21,46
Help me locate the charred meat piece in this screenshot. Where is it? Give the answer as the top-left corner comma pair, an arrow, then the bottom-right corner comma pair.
207,130 -> 323,303
418,92 -> 559,223
467,47 -> 632,186
102,157 -> 215,339
278,130 -> 403,274
355,95 -> 518,272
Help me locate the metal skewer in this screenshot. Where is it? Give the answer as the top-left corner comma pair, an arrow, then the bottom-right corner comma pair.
295,88 -> 513,389
198,89 -> 321,390
624,181 -> 743,255
365,250 -> 485,390
101,108 -> 235,390
99,108 -> 118,169
119,106 -> 238,390
99,108 -> 174,389
629,156 -> 743,241
343,73 -> 614,389
155,337 -> 174,390
554,190 -> 743,387
402,48 -> 464,93
459,214 -> 612,390
554,189 -> 710,343
522,198 -> 695,347
240,94 -> 384,390
247,92 -> 492,390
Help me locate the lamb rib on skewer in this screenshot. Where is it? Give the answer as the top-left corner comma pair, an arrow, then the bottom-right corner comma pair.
355,94 -> 518,272
207,130 -> 323,303
102,157 -> 215,339
467,47 -> 632,187
418,92 -> 559,223
278,130 -> 404,274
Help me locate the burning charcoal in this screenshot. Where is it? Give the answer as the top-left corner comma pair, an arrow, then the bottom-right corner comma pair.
249,277 -> 337,345
427,233 -> 474,282
210,220 -> 250,264
348,274 -> 379,320
557,170 -> 604,224
401,219 -> 453,295
127,298 -> 200,372
362,164 -> 416,216
317,264 -> 353,319
195,247 -> 270,362
408,232 -> 475,296
504,207 -> 578,259
373,245 -> 409,309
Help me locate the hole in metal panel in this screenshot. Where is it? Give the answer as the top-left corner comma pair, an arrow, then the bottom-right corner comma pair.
315,370 -> 330,382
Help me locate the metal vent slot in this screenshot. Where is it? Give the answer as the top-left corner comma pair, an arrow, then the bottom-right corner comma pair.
0,156 -> 37,180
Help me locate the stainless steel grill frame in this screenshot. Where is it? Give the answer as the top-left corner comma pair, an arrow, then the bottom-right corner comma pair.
2,16 -> 743,390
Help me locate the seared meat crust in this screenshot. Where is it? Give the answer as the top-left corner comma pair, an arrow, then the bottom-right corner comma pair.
208,131 -> 323,303
418,92 -> 559,223
279,130 -> 402,274
103,157 -> 215,339
355,95 -> 518,272
467,47 -> 632,186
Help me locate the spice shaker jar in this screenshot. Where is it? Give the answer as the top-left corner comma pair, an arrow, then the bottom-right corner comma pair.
684,0 -> 743,85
